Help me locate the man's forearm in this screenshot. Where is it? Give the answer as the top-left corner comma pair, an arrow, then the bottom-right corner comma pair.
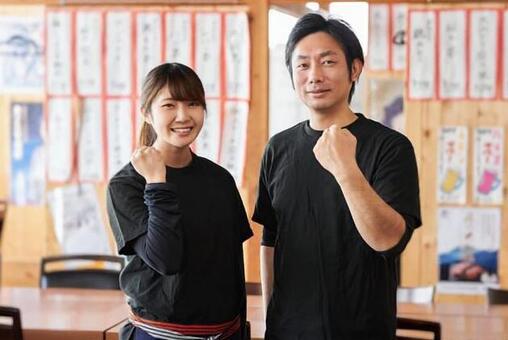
260,245 -> 274,316
337,168 -> 406,252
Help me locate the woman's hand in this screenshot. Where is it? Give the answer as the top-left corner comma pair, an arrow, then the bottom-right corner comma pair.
131,147 -> 166,183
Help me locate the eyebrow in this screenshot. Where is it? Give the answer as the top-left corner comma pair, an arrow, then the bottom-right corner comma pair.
295,50 -> 338,60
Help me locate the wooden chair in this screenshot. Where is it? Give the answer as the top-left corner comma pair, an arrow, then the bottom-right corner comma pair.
396,316 -> 441,340
0,306 -> 23,340
396,286 -> 440,340
40,254 -> 124,290
487,287 -> 508,305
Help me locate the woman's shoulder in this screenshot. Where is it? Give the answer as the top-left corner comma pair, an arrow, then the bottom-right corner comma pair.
108,162 -> 145,189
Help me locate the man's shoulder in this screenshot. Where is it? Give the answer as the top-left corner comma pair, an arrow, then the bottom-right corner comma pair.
362,116 -> 413,150
267,121 -> 306,148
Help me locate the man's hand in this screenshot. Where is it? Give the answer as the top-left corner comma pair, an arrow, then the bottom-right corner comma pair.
131,147 -> 166,183
313,125 -> 359,182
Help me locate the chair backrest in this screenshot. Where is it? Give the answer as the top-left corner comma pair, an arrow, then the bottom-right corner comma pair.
0,306 -> 23,340
487,287 -> 508,305
40,254 -> 124,290
245,282 -> 262,296
397,286 -> 435,304
396,317 -> 441,340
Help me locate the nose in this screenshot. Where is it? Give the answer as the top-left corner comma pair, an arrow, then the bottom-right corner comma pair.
308,62 -> 324,84
175,103 -> 190,122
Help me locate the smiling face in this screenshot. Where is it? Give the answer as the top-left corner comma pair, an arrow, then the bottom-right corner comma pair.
146,86 -> 205,150
291,31 -> 361,117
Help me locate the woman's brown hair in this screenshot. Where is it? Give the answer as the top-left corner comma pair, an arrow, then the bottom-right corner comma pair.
139,63 -> 207,146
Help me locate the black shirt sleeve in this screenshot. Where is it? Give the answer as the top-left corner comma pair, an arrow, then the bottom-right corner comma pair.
233,186 -> 254,243
371,135 -> 422,257
252,144 -> 278,247
107,178 -> 184,275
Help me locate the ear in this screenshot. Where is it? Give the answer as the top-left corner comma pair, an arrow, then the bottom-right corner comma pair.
141,108 -> 153,125
350,59 -> 363,82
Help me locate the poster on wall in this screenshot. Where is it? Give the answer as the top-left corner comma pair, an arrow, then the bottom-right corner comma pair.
165,12 -> 192,66
48,184 -> 111,254
194,99 -> 221,163
0,15 -> 43,93
136,12 -> 162,95
437,126 -> 467,204
368,4 -> 389,71
391,4 -> 407,71
106,11 -> 132,96
10,102 -> 45,205
469,10 -> 498,99
225,12 -> 250,99
367,79 -> 404,133
47,97 -> 73,182
107,99 -> 133,178
77,98 -> 104,182
408,10 -> 436,99
195,13 -> 222,98
473,127 -> 504,205
46,10 -> 72,96
438,10 -> 466,99
437,207 -> 500,295
76,10 -> 102,96
219,101 -> 249,185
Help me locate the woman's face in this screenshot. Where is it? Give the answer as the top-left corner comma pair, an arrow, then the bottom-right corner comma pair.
146,86 -> 205,149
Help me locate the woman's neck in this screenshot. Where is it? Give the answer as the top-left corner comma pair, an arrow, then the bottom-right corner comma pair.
153,140 -> 193,168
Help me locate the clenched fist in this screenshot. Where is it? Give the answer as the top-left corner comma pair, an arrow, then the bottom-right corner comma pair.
131,147 -> 166,183
313,125 -> 359,183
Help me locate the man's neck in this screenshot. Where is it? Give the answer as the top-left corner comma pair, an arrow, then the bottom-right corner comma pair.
309,107 -> 358,131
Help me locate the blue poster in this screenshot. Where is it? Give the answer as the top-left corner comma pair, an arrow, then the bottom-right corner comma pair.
10,102 -> 45,205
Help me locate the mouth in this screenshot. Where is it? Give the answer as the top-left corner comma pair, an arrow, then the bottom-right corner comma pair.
170,127 -> 194,135
306,89 -> 330,94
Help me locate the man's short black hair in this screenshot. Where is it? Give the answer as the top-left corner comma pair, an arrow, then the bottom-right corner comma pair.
285,13 -> 364,103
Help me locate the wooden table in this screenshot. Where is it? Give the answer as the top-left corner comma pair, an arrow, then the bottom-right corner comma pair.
102,294 -> 508,340
0,287 -> 129,340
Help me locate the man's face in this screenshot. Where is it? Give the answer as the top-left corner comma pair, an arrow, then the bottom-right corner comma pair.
291,31 -> 360,116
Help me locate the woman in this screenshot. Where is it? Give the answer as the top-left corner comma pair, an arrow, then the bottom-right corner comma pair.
107,63 -> 252,340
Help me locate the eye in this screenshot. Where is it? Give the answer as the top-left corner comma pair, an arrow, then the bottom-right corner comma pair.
162,103 -> 175,109
296,63 -> 308,70
188,101 -> 200,107
323,59 -> 336,65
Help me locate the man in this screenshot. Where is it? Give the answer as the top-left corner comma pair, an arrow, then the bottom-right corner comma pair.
253,13 -> 421,340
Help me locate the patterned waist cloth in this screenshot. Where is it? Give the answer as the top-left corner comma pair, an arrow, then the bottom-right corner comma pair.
129,312 -> 241,340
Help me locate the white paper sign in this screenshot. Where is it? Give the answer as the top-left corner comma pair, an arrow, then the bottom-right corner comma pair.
78,98 -> 104,182
225,13 -> 250,99
437,126 -> 468,204
219,101 -> 249,185
106,11 -> 132,96
469,10 -> 498,99
391,4 -> 407,71
47,97 -> 73,182
368,4 -> 389,71
195,13 -> 222,97
408,11 -> 436,99
107,99 -> 133,178
165,12 -> 192,66
0,15 -> 44,93
195,100 -> 221,162
136,12 -> 162,94
473,127 -> 504,205
47,11 -> 72,95
503,11 -> 508,98
48,184 -> 110,254
439,10 -> 466,99
76,11 -> 102,95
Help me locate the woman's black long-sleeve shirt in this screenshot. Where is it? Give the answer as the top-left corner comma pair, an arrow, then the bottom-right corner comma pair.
107,154 -> 253,324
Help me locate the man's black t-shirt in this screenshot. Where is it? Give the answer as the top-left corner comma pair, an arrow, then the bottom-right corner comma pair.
253,114 -> 421,340
107,154 -> 253,324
